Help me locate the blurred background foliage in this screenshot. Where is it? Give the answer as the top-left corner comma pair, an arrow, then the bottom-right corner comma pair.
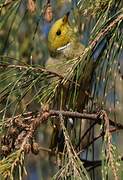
0,0 -> 123,179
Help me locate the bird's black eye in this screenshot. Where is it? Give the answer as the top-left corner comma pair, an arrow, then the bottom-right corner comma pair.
56,29 -> 61,36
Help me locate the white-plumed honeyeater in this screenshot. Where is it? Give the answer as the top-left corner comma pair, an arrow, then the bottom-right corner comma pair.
46,12 -> 94,152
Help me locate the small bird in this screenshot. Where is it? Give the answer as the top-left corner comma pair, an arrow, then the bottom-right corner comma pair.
46,12 -> 85,75
46,12 -> 94,152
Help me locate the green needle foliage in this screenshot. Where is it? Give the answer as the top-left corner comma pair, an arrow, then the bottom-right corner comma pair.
0,0 -> 123,179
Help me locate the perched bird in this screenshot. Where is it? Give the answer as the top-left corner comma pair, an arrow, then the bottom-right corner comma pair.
46,12 -> 85,75
46,12 -> 94,152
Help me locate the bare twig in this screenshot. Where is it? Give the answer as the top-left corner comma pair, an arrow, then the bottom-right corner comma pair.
83,127 -> 119,150
4,109 -> 123,129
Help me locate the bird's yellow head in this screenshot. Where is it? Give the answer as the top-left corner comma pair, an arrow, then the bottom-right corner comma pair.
48,12 -> 74,53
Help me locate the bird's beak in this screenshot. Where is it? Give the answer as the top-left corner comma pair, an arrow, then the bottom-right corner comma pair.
62,12 -> 70,24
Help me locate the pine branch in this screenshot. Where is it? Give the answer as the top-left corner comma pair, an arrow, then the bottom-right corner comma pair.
4,109 -> 123,129
90,11 -> 123,47
2,108 -> 123,161
0,63 -> 81,87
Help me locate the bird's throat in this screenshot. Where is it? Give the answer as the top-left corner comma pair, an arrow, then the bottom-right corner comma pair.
49,42 -> 72,58
57,42 -> 71,51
